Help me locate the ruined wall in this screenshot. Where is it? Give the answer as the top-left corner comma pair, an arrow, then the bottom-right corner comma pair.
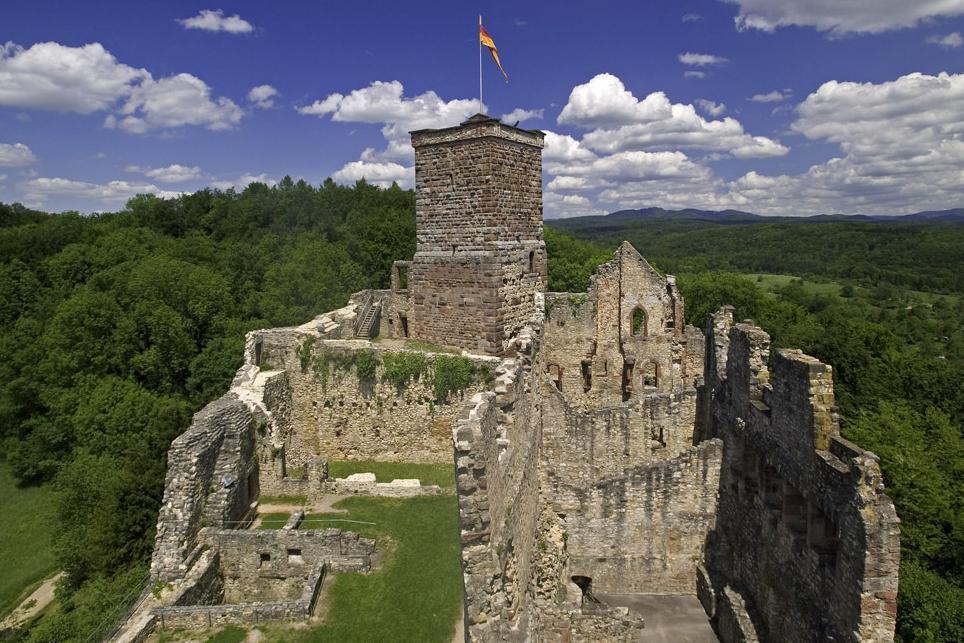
208,528 -> 375,603
454,326 -> 545,640
250,330 -> 495,474
541,386 -> 699,489
408,115 -> 546,355
562,440 -> 722,595
698,309 -> 900,643
543,243 -> 701,409
150,396 -> 259,581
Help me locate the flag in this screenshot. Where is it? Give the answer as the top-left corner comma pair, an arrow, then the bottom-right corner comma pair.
480,24 -> 508,83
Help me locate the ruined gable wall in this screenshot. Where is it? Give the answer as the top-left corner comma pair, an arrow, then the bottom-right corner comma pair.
699,310 -> 900,643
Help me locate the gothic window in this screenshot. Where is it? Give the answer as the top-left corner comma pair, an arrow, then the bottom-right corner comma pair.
631,307 -> 647,337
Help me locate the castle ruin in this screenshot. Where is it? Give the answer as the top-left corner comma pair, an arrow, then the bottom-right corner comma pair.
117,114 -> 900,642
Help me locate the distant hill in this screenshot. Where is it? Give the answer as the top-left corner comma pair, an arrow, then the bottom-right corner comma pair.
550,206 -> 964,227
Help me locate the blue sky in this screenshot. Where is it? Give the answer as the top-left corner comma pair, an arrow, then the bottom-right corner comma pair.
2,0 -> 963,216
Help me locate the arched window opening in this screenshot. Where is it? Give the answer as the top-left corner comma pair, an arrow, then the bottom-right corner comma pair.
642,362 -> 658,389
631,307 -> 647,337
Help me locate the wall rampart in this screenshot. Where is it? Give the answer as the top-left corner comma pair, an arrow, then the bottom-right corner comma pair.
699,309 -> 900,643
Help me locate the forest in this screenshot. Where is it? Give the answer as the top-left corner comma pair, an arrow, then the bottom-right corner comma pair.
0,184 -> 961,641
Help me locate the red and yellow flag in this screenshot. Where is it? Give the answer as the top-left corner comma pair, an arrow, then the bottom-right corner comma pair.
480,24 -> 508,83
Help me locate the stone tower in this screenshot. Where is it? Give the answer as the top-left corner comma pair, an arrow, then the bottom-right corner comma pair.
406,114 -> 546,355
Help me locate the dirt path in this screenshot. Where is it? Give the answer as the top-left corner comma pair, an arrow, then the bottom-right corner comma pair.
0,572 -> 63,631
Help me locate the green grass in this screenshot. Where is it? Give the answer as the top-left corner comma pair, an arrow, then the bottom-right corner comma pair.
0,462 -> 58,618
403,339 -> 459,354
747,273 -> 846,297
257,512 -> 291,529
206,625 -> 247,643
258,493 -> 308,505
326,460 -> 455,488
281,495 -> 461,642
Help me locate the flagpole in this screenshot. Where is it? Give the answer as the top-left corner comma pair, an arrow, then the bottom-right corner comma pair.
478,14 -> 483,114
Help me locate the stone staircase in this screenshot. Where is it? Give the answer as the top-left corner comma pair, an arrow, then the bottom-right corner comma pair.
355,300 -> 381,339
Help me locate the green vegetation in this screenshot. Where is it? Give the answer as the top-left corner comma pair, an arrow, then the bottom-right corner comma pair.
0,180 -> 414,640
205,626 -> 247,643
0,463 -> 58,619
380,351 -> 428,391
552,217 -> 964,293
402,339 -> 459,354
257,512 -> 291,530
290,495 -> 461,642
550,219 -> 964,641
326,460 -> 455,488
431,355 -> 484,401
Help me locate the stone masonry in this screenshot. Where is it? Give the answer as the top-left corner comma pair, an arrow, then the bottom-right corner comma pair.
127,112 -> 900,643
407,114 -> 546,355
696,308 -> 900,642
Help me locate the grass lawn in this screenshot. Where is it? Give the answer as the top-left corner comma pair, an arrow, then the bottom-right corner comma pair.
268,495 -> 461,642
326,460 -> 455,488
257,512 -> 291,529
0,462 -> 59,618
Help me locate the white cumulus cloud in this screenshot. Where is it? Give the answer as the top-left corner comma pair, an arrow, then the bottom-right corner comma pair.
125,164 -> 205,183
557,74 -> 787,158
247,84 -> 278,109
927,32 -> 963,48
684,71 -> 707,80
210,173 -> 277,191
299,80 -> 477,167
678,52 -> 729,66
331,160 -> 413,189
21,177 -> 181,207
178,9 -> 254,34
0,41 -> 243,133
721,0 -> 964,35
0,41 -> 148,113
749,90 -> 789,102
696,99 -> 726,116
0,142 -> 37,167
501,107 -> 544,124
108,73 -> 243,133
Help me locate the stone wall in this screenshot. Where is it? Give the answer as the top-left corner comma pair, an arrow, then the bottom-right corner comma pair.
150,395 -> 258,581
454,327 -> 545,640
562,440 -> 722,595
408,114 -> 546,355
207,528 -> 374,603
698,308 -> 900,643
543,243 -> 701,409
248,329 -> 496,478
541,386 -> 700,491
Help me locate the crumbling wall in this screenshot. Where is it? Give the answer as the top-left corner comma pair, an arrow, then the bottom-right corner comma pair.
150,396 -> 258,581
454,327 -> 545,640
562,440 -> 722,595
698,308 -> 900,643
208,528 -> 375,603
543,243 -> 701,410
541,387 -> 699,493
247,329 -> 495,473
